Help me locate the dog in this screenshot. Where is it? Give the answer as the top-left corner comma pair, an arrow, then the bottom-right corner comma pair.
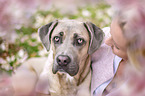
12,20 -> 104,96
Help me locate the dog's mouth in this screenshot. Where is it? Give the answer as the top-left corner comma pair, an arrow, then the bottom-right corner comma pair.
52,63 -> 79,76
52,63 -> 66,73
58,69 -> 65,72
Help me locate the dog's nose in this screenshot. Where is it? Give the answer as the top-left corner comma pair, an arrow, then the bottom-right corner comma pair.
57,55 -> 71,66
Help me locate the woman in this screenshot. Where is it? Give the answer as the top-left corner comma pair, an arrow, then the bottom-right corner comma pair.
93,11 -> 128,96
103,12 -> 128,95
93,0 -> 145,95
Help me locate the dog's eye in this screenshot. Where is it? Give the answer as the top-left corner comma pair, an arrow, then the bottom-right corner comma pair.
76,38 -> 85,46
53,36 -> 61,44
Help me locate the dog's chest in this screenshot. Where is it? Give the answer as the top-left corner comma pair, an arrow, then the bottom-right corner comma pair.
57,73 -> 77,96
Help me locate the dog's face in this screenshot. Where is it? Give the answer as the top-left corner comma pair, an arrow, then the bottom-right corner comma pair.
38,20 -> 104,76
51,21 -> 90,76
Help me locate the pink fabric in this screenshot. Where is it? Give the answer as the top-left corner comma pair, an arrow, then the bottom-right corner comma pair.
91,27 -> 114,95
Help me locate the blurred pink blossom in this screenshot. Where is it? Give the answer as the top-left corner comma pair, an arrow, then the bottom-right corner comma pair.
0,0 -> 12,30
0,73 -> 14,96
106,0 -> 141,10
0,0 -> 52,43
38,0 -> 52,10
15,0 -> 37,9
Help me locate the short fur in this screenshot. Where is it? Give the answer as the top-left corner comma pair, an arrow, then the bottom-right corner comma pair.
12,20 -> 104,96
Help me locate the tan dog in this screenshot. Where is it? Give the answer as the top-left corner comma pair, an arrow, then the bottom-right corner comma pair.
12,20 -> 104,96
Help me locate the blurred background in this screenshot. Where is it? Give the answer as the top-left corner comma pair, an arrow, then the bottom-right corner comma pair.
0,0 -> 113,74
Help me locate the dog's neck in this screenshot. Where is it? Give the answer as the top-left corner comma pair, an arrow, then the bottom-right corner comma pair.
56,72 -> 78,95
74,54 -> 91,85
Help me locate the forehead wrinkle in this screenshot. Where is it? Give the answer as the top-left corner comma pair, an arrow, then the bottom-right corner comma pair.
54,22 -> 89,40
52,25 -> 68,37
74,27 -> 89,39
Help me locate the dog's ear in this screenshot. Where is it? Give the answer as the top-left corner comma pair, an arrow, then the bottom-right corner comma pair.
84,22 -> 104,54
38,20 -> 58,51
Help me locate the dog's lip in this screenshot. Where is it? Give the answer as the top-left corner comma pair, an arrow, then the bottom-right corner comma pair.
52,66 -> 66,74
59,66 -> 78,76
52,66 -> 78,76
52,61 -> 79,76
58,69 -> 65,72
52,68 -> 58,74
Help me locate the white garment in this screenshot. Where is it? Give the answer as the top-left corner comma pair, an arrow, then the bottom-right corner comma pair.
93,55 -> 122,96
91,27 -> 122,96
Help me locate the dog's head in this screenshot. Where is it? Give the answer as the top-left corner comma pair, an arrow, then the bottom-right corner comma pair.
38,20 -> 104,76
